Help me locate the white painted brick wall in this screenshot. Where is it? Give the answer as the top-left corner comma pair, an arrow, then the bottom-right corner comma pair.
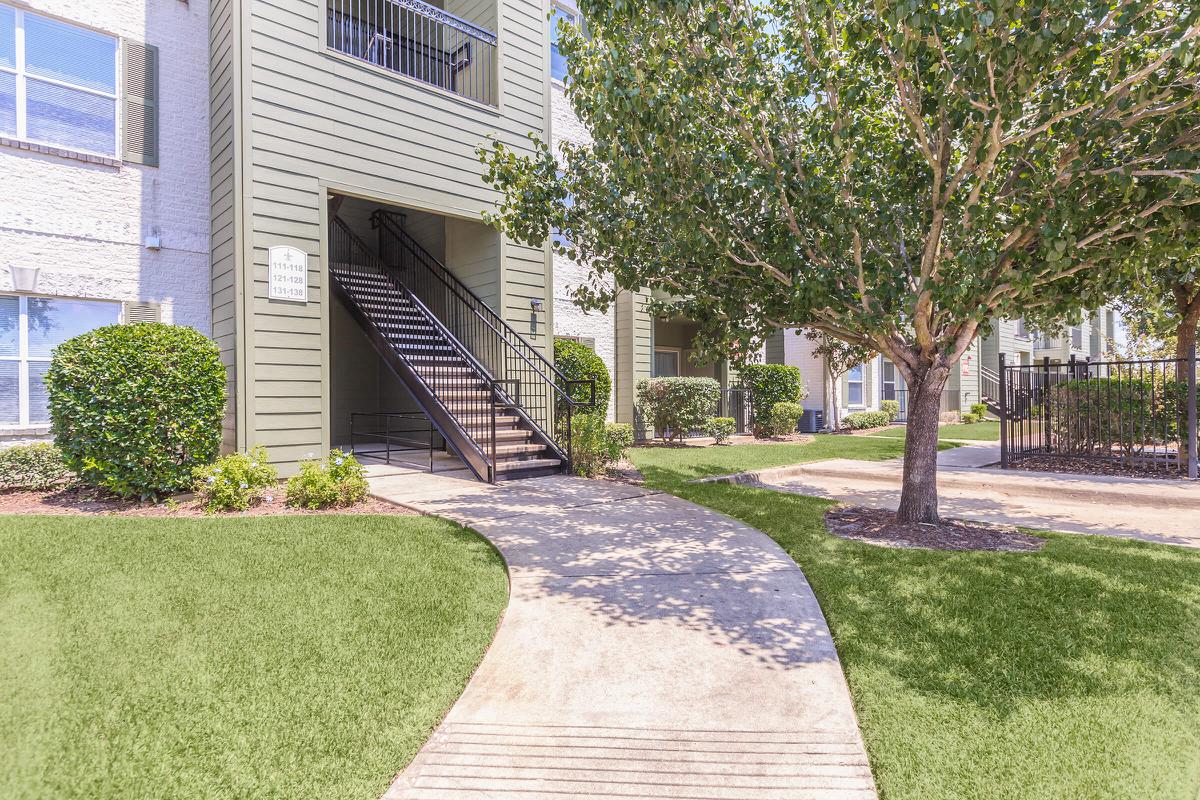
0,0 -> 210,331
551,83 -> 618,420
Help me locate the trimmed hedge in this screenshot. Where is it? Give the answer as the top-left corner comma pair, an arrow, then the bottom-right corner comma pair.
880,399 -> 901,421
46,323 -> 226,499
739,364 -> 807,437
570,414 -> 631,477
554,338 -> 611,419
636,377 -> 720,441
0,443 -> 72,491
1049,377 -> 1186,454
842,410 -> 892,430
768,401 -> 806,436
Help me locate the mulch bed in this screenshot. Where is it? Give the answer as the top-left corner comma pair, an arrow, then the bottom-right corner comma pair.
1010,455 -> 1185,480
825,505 -> 1045,552
601,459 -> 646,485
0,484 -> 410,517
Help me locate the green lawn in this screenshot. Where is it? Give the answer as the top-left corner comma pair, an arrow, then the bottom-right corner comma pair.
0,514 -> 507,800
870,420 -> 1000,441
632,435 -> 957,482
631,448 -> 1200,800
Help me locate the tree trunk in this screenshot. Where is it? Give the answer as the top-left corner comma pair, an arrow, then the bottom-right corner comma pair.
896,366 -> 952,524
1176,302 -> 1200,466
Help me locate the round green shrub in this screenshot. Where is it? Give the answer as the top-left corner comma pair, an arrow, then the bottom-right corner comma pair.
739,364 -> 808,437
554,339 -> 611,419
45,323 -> 226,499
768,401 -> 806,436
880,399 -> 901,421
635,377 -> 720,441
969,402 -> 990,418
0,442 -> 72,490
705,416 -> 737,444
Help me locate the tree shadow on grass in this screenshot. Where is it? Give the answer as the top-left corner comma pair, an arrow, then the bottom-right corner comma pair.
674,479 -> 1200,711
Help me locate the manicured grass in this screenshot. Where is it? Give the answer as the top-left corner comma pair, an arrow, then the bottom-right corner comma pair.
630,435 -> 958,482
870,420 -> 1000,441
631,450 -> 1200,800
0,514 -> 507,800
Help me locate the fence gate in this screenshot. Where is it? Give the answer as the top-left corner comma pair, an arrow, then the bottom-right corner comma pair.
999,349 -> 1199,479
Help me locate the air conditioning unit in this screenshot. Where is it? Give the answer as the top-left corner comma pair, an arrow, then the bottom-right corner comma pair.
800,409 -> 824,433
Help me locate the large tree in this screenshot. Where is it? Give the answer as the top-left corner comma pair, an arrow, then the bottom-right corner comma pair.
483,0 -> 1200,522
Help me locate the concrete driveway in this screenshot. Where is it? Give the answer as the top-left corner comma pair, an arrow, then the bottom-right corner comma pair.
369,470 -> 877,800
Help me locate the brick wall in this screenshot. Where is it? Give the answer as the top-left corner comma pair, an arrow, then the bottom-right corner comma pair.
0,0 -> 211,331
550,83 -> 618,420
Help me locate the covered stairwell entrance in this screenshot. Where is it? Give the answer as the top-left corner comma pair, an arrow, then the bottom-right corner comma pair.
327,198 -> 594,482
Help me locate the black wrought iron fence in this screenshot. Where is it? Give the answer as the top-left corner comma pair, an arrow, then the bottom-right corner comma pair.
999,352 -> 1199,478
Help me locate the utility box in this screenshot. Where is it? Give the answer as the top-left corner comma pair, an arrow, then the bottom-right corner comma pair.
800,409 -> 824,433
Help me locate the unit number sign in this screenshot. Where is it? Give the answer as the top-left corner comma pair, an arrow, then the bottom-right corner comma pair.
268,246 -> 308,302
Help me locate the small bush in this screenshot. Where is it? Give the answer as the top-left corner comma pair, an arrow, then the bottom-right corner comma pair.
193,446 -> 278,513
880,399 -> 901,421
768,402 -> 806,437
0,443 -> 72,491
285,449 -> 368,510
740,364 -> 808,436
842,410 -> 892,430
960,412 -> 982,424
605,422 -> 634,456
705,416 -> 737,444
46,323 -> 226,499
635,377 -> 720,441
554,339 -> 611,419
970,402 -> 989,418
570,414 -> 630,477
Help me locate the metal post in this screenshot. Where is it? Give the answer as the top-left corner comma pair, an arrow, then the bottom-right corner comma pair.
1042,356 -> 1052,453
999,353 -> 1008,469
1189,343 -> 1197,480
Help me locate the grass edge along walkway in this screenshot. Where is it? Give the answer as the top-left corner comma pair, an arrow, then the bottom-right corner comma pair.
0,513 -> 508,800
630,442 -> 1200,800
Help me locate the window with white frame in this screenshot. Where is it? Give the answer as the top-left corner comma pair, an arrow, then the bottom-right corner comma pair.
0,295 -> 120,425
0,4 -> 119,156
653,349 -> 680,378
550,5 -> 576,83
846,363 -> 864,405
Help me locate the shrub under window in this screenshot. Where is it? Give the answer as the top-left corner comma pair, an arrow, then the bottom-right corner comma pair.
286,449 -> 368,510
45,323 -> 226,499
636,377 -> 720,441
0,442 -> 71,490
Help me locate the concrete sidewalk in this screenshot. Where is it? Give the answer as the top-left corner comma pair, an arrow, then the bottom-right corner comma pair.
369,470 -> 877,800
710,445 -> 1200,548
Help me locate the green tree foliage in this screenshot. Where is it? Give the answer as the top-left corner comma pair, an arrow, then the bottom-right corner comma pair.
483,0 -> 1200,521
46,323 -> 226,499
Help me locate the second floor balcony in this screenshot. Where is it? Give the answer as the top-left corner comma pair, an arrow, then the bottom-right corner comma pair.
327,0 -> 497,106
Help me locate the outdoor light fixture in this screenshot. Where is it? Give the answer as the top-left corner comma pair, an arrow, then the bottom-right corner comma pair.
11,266 -> 38,293
530,298 -> 544,312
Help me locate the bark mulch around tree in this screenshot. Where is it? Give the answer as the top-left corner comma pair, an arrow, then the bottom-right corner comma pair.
0,484 -> 409,517
1011,455 -> 1185,481
825,505 -> 1045,552
601,459 -> 646,485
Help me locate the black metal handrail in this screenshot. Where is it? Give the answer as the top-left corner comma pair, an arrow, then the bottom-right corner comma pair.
372,209 -> 596,458
331,218 -> 508,478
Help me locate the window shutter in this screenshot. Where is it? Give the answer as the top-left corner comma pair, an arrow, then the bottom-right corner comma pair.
122,39 -> 158,166
123,301 -> 161,323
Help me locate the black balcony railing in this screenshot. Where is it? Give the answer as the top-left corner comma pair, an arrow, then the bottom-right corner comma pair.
327,0 -> 496,105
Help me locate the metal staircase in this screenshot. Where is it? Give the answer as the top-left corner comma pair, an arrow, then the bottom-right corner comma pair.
328,213 -> 593,482
980,366 -> 1002,416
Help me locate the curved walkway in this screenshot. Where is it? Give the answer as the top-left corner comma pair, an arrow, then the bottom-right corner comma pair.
369,472 -> 876,800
